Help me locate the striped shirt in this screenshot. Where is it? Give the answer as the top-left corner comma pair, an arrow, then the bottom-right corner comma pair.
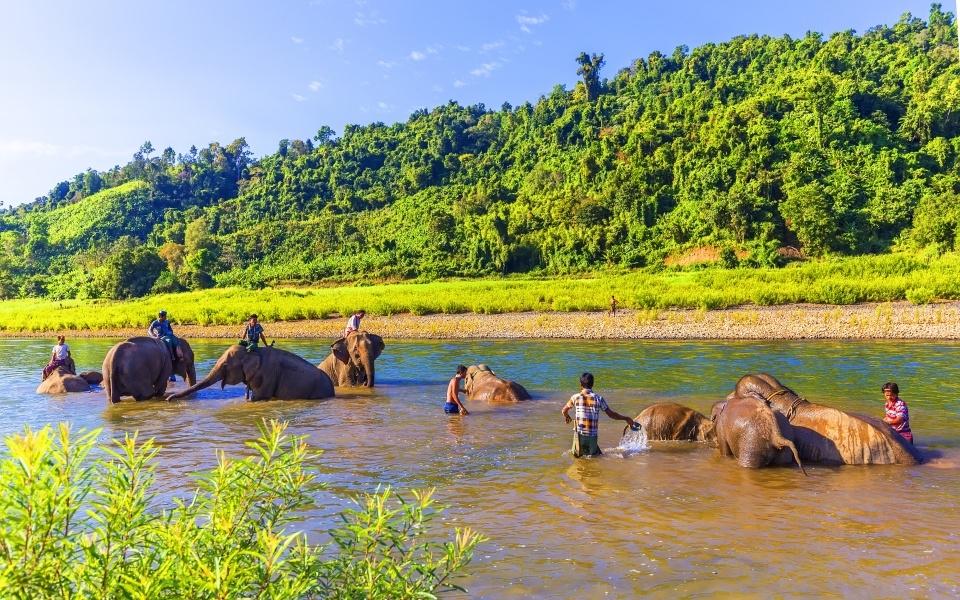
565,389 -> 609,437
885,398 -> 911,434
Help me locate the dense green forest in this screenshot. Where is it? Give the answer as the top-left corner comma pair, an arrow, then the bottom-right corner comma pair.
0,6 -> 958,300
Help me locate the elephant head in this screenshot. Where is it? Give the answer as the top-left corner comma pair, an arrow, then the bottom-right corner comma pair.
167,345 -> 268,400
714,391 -> 806,474
326,331 -> 384,387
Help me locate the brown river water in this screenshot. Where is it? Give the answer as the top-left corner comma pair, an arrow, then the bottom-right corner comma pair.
1,338 -> 959,597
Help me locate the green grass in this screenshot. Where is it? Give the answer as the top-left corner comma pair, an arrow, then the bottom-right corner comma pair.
3,251 -> 960,332
41,180 -> 150,247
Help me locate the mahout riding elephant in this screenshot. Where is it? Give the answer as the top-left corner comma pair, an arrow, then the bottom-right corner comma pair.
167,345 -> 335,401
632,402 -> 716,443
103,337 -> 196,403
712,392 -> 806,474
36,364 -> 103,394
734,373 -> 922,465
318,331 -> 384,387
464,364 -> 531,403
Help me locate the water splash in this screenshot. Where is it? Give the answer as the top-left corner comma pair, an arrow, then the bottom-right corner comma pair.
608,426 -> 650,458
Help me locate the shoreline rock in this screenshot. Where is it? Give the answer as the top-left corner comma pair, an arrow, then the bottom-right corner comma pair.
3,301 -> 960,340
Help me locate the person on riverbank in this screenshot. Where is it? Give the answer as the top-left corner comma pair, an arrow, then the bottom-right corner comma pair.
42,335 -> 71,380
562,372 -> 637,457
344,310 -> 365,337
148,310 -> 183,381
444,365 -> 469,415
239,314 -> 269,352
882,382 -> 913,444
610,295 -> 619,316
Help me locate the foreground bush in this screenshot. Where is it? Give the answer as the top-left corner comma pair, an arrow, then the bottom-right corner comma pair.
0,420 -> 483,599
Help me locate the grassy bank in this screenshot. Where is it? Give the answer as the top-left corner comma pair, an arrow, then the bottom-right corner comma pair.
2,252 -> 960,333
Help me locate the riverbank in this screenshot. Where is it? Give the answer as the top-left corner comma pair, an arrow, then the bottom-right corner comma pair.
4,302 -> 960,340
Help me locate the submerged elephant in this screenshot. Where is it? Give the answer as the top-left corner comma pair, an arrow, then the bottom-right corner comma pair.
734,374 -> 921,465
167,345 -> 335,401
318,331 -> 384,387
36,364 -> 103,394
464,364 -> 531,403
103,337 -> 196,403
713,393 -> 806,474
632,402 -> 716,443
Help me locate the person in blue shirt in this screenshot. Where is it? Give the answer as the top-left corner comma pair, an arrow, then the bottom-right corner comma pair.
148,310 -> 183,381
239,314 -> 269,352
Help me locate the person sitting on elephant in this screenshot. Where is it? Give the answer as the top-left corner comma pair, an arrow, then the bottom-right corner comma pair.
562,372 -> 637,458
882,382 -> 913,444
42,335 -> 72,380
444,365 -> 470,416
344,310 -> 365,337
239,314 -> 269,352
148,310 -> 183,380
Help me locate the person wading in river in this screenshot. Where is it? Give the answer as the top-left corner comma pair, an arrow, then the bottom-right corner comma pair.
444,364 -> 470,416
562,372 -> 637,457
882,382 -> 913,444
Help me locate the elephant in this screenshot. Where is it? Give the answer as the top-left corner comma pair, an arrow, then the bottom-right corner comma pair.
712,392 -> 806,474
167,345 -> 335,401
36,365 -> 103,394
464,364 -> 531,403
734,373 -> 922,465
103,337 -> 196,403
318,331 -> 384,387
631,402 -> 716,443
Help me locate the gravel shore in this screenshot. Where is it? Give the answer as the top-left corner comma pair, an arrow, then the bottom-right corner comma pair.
4,302 -> 960,340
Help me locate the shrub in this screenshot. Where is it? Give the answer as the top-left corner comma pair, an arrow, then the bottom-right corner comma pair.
0,420 -> 483,599
906,287 -> 935,305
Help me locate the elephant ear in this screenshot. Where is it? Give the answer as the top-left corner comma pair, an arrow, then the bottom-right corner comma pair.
330,338 -> 349,363
369,334 -> 385,359
242,350 -> 264,390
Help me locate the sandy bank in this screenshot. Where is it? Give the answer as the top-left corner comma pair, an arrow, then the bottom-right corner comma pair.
3,302 -> 960,340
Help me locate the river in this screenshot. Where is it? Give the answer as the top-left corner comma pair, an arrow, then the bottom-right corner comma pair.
1,338 -> 958,597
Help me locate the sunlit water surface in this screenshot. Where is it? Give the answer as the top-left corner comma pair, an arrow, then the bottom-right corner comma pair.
1,338 -> 958,597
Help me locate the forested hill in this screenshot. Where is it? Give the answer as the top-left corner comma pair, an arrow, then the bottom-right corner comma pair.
1,6 -> 958,300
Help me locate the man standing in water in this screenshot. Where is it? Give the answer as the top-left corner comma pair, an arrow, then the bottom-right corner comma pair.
882,382 -> 913,444
562,372 -> 637,457
444,365 -> 470,415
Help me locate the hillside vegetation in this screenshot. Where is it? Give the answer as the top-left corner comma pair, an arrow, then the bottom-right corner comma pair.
0,6 -> 957,302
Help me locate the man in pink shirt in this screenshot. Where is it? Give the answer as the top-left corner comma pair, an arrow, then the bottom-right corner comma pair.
882,382 -> 913,444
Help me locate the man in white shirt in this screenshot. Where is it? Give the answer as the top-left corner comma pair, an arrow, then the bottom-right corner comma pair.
43,335 -> 72,380
344,310 -> 365,336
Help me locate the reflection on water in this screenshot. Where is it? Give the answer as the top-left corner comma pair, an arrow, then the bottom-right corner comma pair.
1,338 -> 959,597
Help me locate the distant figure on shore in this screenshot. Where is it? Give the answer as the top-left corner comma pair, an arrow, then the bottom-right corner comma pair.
610,295 -> 619,316
239,314 -> 269,352
562,372 -> 636,457
344,309 -> 366,337
882,382 -> 913,444
42,335 -> 72,380
445,365 -> 470,415
148,310 -> 183,381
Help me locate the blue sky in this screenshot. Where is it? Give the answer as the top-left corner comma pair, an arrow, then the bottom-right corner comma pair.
0,0 -> 948,206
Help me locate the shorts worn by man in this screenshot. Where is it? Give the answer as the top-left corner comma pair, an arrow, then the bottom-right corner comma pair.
562,372 -> 637,458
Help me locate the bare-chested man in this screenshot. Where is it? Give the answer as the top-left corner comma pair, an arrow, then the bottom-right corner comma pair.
444,365 -> 470,415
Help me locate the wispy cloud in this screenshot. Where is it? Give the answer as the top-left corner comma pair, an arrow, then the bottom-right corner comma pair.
291,36 -> 304,44
516,13 -> 549,33
409,50 -> 426,61
354,10 -> 386,26
292,93 -> 307,102
308,80 -> 323,92
470,62 -> 500,77
453,79 -> 466,88
456,45 -> 471,52
377,101 -> 393,112
480,40 -> 504,52
377,59 -> 397,69
330,38 -> 345,53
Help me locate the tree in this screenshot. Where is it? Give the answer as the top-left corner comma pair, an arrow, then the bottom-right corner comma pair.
314,125 -> 337,146
576,52 -> 605,101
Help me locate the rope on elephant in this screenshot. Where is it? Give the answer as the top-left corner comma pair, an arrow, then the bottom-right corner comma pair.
764,388 -> 808,420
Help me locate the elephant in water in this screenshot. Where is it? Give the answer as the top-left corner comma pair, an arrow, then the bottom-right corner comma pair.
712,393 -> 806,474
632,402 -> 716,443
734,373 -> 921,465
103,337 -> 196,403
167,345 -> 335,401
318,331 -> 384,387
464,364 -> 531,403
37,356 -> 103,394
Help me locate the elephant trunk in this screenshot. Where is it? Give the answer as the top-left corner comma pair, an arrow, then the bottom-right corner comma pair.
187,363 -> 197,386
167,365 -> 223,400
360,354 -> 375,387
774,433 -> 807,476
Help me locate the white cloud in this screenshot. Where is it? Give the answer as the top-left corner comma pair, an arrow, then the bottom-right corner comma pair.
377,59 -> 396,68
516,13 -> 549,33
480,40 -> 504,52
426,45 -> 441,55
470,62 -> 500,77
308,80 -> 323,92
354,11 -> 386,26
291,36 -> 304,44
292,93 -> 306,102
330,38 -> 345,53
453,79 -> 465,88
377,101 -> 393,112
409,50 -> 426,61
